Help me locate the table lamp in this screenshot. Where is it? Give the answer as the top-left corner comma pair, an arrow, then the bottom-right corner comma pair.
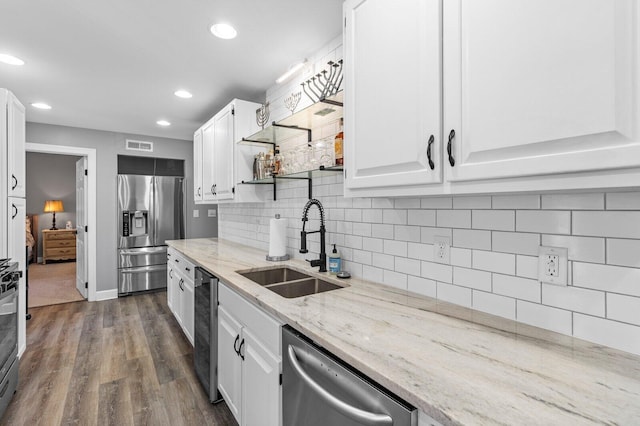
44,200 -> 64,230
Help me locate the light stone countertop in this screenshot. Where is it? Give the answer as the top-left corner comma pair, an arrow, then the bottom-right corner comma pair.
167,238 -> 640,426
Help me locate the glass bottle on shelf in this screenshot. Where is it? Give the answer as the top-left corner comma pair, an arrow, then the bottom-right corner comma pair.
334,118 -> 344,166
274,145 -> 282,175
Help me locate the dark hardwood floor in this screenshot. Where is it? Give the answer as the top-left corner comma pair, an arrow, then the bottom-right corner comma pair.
1,291 -> 237,426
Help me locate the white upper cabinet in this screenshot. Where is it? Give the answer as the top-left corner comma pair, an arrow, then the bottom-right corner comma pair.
344,0 -> 442,190
344,0 -> 640,197
443,0 -> 640,183
2,90 -> 26,198
193,99 -> 264,204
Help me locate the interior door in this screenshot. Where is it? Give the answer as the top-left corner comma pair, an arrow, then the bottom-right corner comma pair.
75,158 -> 88,298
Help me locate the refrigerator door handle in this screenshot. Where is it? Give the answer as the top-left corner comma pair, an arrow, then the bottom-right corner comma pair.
119,248 -> 167,256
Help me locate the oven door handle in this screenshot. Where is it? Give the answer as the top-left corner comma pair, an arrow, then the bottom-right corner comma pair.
287,345 -> 393,426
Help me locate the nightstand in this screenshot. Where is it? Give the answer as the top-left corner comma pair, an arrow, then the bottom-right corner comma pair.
42,229 -> 76,264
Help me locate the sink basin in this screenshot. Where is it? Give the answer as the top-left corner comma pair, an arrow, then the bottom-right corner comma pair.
265,278 -> 343,298
239,267 -> 310,286
237,266 -> 346,298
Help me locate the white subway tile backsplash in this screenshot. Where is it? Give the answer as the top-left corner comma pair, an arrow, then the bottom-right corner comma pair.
371,224 -> 394,239
408,276 -> 437,298
421,197 -> 452,209
352,198 -> 372,209
606,294 -> 640,326
452,196 -> 492,209
451,247 -> 472,268
437,210 -> 471,228
541,285 -> 605,316
472,250 -> 516,275
606,191 -> 640,210
344,235 -> 363,250
407,242 -> 434,262
541,193 -> 604,210
345,209 -> 363,222
516,211 -> 571,234
472,210 -> 515,231
384,240 -> 408,257
516,255 -> 539,279
362,265 -> 383,283
573,262 -> 640,297
606,239 -> 640,268
573,211 -> 640,238
408,209 -> 436,226
362,237 -> 384,253
541,235 -> 605,263
492,232 -> 540,256
516,301 -> 572,335
395,198 -> 421,209
372,198 -> 394,209
383,270 -> 408,290
394,225 -> 422,242
574,314 -> 640,355
421,261 -> 453,283
437,283 -> 472,307
493,274 -> 541,302
383,209 -> 408,225
362,209 -> 383,223
395,257 -> 421,276
472,291 -> 516,320
352,249 -> 373,266
453,229 -> 492,250
372,253 -> 395,271
337,221 -> 353,235
421,227 -> 452,244
453,267 -> 492,292
492,194 -> 540,210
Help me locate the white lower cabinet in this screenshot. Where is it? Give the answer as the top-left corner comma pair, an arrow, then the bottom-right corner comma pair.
166,248 -> 194,345
218,282 -> 282,426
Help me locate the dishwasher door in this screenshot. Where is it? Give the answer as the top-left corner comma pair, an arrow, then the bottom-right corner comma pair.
282,326 -> 417,426
194,267 -> 221,403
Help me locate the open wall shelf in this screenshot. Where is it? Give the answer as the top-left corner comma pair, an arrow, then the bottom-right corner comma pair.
240,165 -> 344,200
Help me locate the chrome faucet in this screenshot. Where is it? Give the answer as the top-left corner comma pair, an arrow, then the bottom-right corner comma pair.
299,199 -> 327,272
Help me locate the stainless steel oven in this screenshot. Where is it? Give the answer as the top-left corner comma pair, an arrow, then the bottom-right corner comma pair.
0,261 -> 20,417
282,326 -> 417,426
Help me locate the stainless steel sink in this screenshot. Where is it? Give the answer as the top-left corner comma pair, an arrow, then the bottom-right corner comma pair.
239,267 -> 310,286
237,267 -> 346,298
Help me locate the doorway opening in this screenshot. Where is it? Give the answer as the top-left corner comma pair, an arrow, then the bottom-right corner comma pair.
24,143 -> 97,309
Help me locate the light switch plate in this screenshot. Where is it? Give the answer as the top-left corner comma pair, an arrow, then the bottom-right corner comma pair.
433,236 -> 451,264
208,209 -> 217,218
538,246 -> 568,286
193,209 -> 199,218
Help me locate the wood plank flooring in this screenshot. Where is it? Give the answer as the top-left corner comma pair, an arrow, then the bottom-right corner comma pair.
1,291 -> 237,426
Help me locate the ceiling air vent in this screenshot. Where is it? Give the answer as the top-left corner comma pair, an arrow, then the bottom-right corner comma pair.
126,139 -> 154,152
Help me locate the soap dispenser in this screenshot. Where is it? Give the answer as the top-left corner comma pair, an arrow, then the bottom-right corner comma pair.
329,244 -> 341,274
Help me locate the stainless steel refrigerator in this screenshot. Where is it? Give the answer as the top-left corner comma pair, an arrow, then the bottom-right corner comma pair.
117,174 -> 184,295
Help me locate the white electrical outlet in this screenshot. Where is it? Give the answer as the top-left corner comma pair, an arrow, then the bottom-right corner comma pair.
193,209 -> 199,218
433,236 -> 450,264
538,246 -> 568,286
208,209 -> 217,218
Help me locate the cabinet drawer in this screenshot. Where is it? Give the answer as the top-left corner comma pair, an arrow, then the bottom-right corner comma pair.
171,252 -> 195,282
45,247 -> 76,257
45,231 -> 76,240
46,239 -> 75,248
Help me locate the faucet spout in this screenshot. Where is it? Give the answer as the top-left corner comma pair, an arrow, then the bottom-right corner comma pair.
300,199 -> 327,272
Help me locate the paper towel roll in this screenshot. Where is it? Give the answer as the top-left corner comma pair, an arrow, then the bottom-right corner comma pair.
268,215 -> 287,258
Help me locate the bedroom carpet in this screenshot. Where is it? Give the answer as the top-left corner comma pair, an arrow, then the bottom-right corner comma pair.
28,262 -> 85,307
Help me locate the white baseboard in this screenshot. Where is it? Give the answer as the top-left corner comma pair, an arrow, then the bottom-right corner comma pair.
96,289 -> 118,301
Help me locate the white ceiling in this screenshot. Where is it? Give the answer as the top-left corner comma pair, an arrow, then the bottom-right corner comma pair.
0,0 -> 343,140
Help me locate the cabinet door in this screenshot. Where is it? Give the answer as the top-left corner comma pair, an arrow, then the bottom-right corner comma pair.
218,305 -> 242,423
181,277 -> 194,346
344,0 -> 442,190
7,93 -> 25,197
443,0 -> 640,182
213,105 -> 235,201
241,327 -> 281,426
201,120 -> 217,202
7,197 -> 26,354
193,129 -> 203,202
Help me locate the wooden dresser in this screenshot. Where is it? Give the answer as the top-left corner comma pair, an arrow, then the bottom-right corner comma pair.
42,229 -> 76,264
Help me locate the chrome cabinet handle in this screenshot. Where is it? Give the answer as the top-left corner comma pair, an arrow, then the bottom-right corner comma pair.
11,174 -> 17,190
426,134 -> 435,170
11,204 -> 18,219
447,129 -> 456,167
287,345 -> 393,426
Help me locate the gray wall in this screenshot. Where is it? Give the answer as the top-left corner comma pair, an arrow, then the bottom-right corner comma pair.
26,122 -> 218,293
26,152 -> 81,259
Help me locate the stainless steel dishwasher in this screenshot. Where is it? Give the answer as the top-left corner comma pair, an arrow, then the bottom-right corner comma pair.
194,267 -> 221,403
282,325 -> 417,426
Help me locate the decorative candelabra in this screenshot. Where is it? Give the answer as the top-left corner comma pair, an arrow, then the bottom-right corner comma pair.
301,59 -> 343,103
255,102 -> 270,129
284,92 -> 301,115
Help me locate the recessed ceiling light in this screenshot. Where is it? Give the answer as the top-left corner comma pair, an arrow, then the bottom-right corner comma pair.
210,23 -> 237,40
0,54 -> 24,66
31,102 -> 52,110
157,120 -> 171,126
174,90 -> 193,99
276,60 -> 308,84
